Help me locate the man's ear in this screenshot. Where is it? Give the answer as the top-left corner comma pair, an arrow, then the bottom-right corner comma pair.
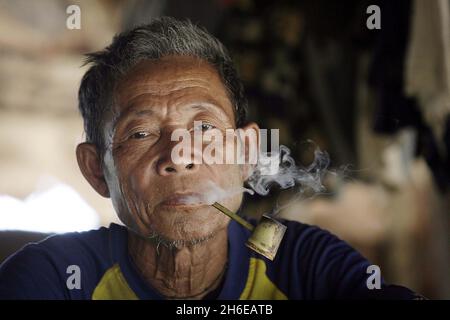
76,143 -> 110,198
239,122 -> 260,181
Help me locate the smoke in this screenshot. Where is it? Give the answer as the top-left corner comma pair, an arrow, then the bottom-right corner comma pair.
175,143 -> 330,216
176,180 -> 254,206
246,144 -> 330,216
202,183 -> 255,205
247,144 -> 330,196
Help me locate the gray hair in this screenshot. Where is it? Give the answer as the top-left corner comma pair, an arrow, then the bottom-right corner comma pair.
78,16 -> 248,154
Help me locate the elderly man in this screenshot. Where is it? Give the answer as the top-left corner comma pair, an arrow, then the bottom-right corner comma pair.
0,17 -> 418,300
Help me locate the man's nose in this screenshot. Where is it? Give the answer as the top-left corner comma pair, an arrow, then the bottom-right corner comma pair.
156,157 -> 198,176
154,125 -> 203,176
155,133 -> 201,176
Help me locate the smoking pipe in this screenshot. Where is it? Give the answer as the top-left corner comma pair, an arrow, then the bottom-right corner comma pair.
212,202 -> 287,260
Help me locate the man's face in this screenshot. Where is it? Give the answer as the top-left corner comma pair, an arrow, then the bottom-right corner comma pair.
101,56 -> 250,243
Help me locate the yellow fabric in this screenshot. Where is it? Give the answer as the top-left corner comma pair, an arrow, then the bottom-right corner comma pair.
92,264 -> 138,300
239,258 -> 288,300
92,258 -> 287,300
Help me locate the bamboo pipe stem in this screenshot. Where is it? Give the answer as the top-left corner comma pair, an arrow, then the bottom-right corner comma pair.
212,202 -> 254,231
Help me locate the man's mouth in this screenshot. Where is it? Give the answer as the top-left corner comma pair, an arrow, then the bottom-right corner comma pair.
160,192 -> 207,207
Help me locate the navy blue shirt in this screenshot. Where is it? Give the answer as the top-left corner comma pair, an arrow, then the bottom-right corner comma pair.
0,219 -> 418,299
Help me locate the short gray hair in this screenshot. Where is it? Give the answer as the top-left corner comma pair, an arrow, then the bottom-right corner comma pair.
78,16 -> 248,154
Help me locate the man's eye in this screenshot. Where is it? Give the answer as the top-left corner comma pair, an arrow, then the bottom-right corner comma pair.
129,131 -> 150,139
194,123 -> 215,132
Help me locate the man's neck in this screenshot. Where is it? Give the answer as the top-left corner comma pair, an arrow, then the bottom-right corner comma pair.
127,228 -> 228,299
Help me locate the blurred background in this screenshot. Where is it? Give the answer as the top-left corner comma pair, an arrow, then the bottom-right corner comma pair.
0,0 -> 449,298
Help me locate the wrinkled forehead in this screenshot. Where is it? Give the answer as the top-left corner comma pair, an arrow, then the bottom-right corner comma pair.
113,55 -> 236,123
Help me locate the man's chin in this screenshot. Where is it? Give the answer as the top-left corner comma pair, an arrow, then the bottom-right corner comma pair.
144,212 -> 229,247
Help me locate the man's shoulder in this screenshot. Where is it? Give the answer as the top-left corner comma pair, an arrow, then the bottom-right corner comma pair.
0,224 -> 123,299
259,218 -> 371,298
268,218 -> 366,271
16,225 -> 112,258
277,218 -> 344,253
274,218 -> 368,268
2,224 -> 123,269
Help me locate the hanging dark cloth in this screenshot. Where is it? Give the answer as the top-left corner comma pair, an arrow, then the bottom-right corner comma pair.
369,0 -> 450,192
